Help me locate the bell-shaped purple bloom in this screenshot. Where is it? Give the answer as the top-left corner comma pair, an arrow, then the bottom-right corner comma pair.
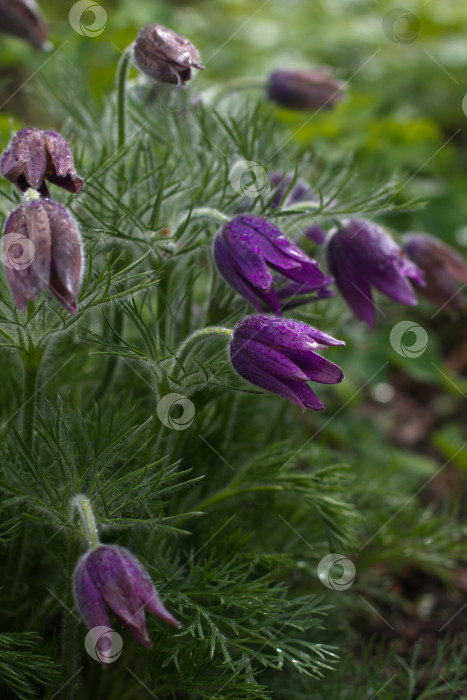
73,544 -> 179,650
325,219 -> 424,327
230,315 -> 345,410
403,233 -> 467,314
1,128 -> 83,197
214,214 -> 333,314
3,197 -> 83,313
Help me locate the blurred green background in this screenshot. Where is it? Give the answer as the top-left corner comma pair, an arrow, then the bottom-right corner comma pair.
2,0 -> 467,245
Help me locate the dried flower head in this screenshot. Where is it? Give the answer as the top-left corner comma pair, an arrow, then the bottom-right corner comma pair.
133,24 -> 204,86
1,128 -> 83,197
3,194 -> 83,313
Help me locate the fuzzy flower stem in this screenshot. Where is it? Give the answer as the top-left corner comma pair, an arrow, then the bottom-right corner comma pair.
186,208 -> 230,225
71,495 -> 100,549
212,77 -> 267,106
116,45 -> 133,152
21,350 -> 42,449
171,326 -> 232,377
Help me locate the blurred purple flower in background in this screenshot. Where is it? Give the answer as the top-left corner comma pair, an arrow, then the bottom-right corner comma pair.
267,69 -> 344,110
73,544 -> 179,650
214,214 -> 333,313
1,128 -> 83,197
0,0 -> 49,50
230,314 -> 345,410
325,219 -> 424,327
403,233 -> 467,314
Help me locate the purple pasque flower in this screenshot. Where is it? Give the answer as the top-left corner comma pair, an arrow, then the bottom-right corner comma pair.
1,128 -> 83,197
73,544 -> 180,650
230,315 -> 345,410
3,194 -> 83,313
403,233 -> 467,314
325,219 -> 424,327
214,214 -> 333,314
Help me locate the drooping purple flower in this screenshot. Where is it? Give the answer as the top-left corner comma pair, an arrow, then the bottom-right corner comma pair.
1,128 -> 83,197
214,214 -> 333,314
0,0 -> 49,50
230,315 -> 345,410
133,24 -> 204,86
3,195 -> 83,313
403,233 -> 467,314
267,69 -> 344,111
73,544 -> 179,650
325,219 -> 424,327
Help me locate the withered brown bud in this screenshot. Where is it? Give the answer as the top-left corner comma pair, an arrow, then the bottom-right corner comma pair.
267,69 -> 344,111
1,128 -> 83,198
0,0 -> 49,50
133,24 -> 204,86
3,192 -> 83,314
403,233 -> 467,314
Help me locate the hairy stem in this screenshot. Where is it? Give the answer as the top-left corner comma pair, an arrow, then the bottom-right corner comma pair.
22,357 -> 39,449
172,326 -> 232,375
116,46 -> 133,151
71,495 -> 100,548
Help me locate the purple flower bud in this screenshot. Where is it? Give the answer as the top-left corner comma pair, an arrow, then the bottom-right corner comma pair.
3,197 -> 83,313
325,219 -> 424,327
403,233 -> 467,314
214,214 -> 333,314
133,24 -> 204,86
1,128 -> 83,197
304,225 -> 326,245
0,0 -> 49,50
230,315 -> 345,410
267,69 -> 344,111
73,544 -> 179,650
268,171 -> 312,209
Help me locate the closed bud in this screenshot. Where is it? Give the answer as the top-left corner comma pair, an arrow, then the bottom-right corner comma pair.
1,128 -> 83,197
267,69 -> 344,111
0,0 -> 49,50
3,195 -> 83,313
133,24 -> 204,86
